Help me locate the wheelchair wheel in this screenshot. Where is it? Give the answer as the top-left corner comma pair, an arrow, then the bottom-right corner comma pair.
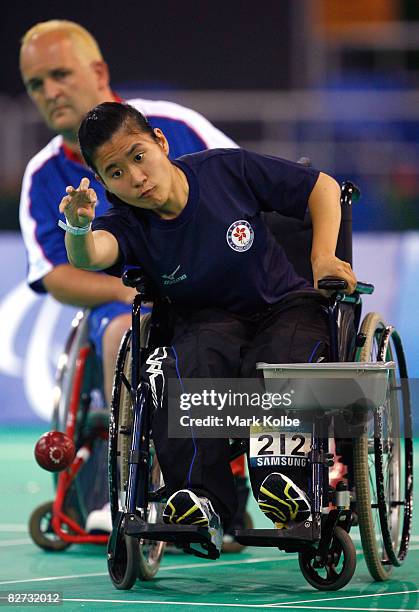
353,312 -> 413,581
29,501 -> 78,551
298,526 -> 356,591
109,314 -> 165,586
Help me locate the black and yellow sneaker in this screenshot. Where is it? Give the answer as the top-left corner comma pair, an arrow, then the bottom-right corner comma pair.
258,472 -> 311,529
163,489 -> 223,555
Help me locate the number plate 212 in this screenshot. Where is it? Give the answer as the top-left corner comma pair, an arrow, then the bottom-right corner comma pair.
250,432 -> 311,458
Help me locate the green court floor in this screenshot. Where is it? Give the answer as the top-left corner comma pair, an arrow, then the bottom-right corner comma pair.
0,427 -> 418,611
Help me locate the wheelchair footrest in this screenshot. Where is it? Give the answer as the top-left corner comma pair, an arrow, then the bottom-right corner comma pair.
123,514 -> 220,559
234,521 -> 320,550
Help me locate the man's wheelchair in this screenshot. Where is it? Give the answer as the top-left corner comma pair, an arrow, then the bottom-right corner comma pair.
106,182 -> 413,591
29,311 -> 111,550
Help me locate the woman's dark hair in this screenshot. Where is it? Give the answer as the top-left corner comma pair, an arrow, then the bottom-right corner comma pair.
78,102 -> 158,173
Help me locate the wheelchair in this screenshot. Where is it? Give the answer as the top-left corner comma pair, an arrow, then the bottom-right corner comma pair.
106,180 -> 413,592
29,310 -> 110,550
28,308 -> 251,551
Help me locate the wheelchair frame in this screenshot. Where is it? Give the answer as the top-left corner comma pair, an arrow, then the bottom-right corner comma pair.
106,182 -> 413,591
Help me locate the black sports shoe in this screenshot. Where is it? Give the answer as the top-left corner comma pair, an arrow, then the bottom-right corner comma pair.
163,489 -> 223,554
258,472 -> 311,529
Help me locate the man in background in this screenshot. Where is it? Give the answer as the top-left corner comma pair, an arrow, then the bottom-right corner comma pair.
19,20 -> 247,549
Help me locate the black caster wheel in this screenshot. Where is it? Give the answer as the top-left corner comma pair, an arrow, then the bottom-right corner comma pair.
298,526 -> 356,591
107,526 -> 140,590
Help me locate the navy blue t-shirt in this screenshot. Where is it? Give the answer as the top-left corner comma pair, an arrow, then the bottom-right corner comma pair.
92,148 -> 320,314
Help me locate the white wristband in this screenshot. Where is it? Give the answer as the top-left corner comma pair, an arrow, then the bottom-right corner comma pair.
58,218 -> 92,235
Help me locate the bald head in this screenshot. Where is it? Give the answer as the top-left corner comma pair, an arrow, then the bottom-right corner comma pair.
20,20 -> 103,67
20,21 -> 114,145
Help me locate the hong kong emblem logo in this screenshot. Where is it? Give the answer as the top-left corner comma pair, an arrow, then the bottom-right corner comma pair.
226,220 -> 254,252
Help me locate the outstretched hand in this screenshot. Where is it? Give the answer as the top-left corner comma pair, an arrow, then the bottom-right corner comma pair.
59,177 -> 97,228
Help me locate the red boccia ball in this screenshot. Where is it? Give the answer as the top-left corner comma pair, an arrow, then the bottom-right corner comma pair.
34,431 -> 76,472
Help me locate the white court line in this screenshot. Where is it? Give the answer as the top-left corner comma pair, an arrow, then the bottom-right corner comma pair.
271,588 -> 419,607
62,600 -> 274,609
0,556 -> 286,586
0,524 -> 28,532
0,572 -> 108,586
63,585 -> 419,611
0,538 -> 31,547
56,601 -> 419,611
275,607 -> 419,612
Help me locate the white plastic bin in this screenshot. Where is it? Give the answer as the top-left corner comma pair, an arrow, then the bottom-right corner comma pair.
256,361 -> 395,413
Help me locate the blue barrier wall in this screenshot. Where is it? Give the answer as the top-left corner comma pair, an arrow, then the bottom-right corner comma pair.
0,231 -> 418,425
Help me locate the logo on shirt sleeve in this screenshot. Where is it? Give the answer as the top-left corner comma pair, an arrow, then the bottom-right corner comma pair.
226,220 -> 254,252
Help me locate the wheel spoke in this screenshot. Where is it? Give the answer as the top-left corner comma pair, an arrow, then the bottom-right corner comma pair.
325,562 -> 339,581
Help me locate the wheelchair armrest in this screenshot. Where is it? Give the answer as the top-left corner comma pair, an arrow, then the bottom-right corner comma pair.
122,267 -> 145,288
122,268 -> 156,299
318,276 -> 374,295
318,276 -> 347,291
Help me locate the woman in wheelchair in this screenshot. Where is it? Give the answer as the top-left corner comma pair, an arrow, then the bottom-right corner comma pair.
59,101 -> 357,559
